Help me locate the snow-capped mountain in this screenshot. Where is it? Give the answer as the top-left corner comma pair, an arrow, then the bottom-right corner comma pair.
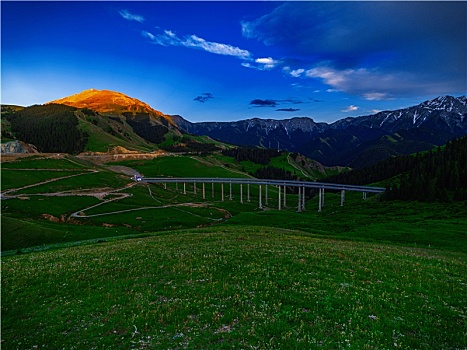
332,95 -> 467,135
174,95 -> 467,167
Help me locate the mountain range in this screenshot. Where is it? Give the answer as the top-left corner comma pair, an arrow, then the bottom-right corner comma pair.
173,95 -> 467,167
2,89 -> 466,168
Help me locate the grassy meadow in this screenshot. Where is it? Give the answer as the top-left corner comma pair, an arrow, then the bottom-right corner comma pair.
2,228 -> 466,349
1,154 -> 466,349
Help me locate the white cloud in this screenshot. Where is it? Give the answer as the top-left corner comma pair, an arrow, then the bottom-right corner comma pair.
240,20 -> 256,40
341,105 -> 359,112
240,2 -> 467,96
119,10 -> 144,23
363,92 -> 389,101
255,57 -> 275,64
186,35 -> 251,58
142,31 -> 155,41
142,29 -> 251,60
288,68 -> 305,78
290,83 -> 304,89
241,2 -> 467,99
241,57 -> 281,71
306,66 -> 353,87
305,65 -> 403,98
254,57 -> 279,70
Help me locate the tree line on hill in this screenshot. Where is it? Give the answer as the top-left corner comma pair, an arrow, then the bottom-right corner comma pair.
4,104 -> 88,154
160,136 -> 220,154
123,113 -> 169,144
253,166 -> 298,181
222,146 -> 300,184
324,136 -> 467,201
222,147 -> 282,165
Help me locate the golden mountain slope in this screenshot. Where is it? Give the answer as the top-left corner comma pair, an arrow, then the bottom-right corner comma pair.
49,88 -> 166,117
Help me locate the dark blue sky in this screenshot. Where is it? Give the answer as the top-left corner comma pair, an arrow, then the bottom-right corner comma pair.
2,1 -> 466,123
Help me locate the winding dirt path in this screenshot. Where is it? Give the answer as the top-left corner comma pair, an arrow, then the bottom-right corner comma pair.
2,166 -> 232,224
287,153 -> 313,179
72,183 -> 230,222
1,170 -> 99,198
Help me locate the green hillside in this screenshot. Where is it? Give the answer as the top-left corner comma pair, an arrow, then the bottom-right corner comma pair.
1,104 -> 176,153
1,150 -> 466,349
2,227 -> 466,349
77,113 -> 153,153
324,135 -> 467,201
2,152 -> 466,253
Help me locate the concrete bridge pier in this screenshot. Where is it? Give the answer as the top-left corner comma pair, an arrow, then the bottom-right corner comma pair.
265,185 -> 269,206
212,182 -> 215,198
321,188 -> 325,207
302,186 -> 306,211
297,186 -> 302,212
202,183 -> 206,199
164,183 -> 167,190
240,184 -> 243,204
194,182 -> 197,195
247,184 -> 250,202
183,182 -> 186,195
221,183 -> 224,202
259,184 -> 263,209
318,188 -> 324,212
229,182 -> 233,200
283,186 -> 287,208
278,186 -> 282,210
176,182 -> 178,191
341,189 -> 345,206
363,192 -> 367,200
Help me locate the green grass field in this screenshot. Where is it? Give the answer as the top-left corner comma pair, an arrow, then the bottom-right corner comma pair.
1,154 -> 466,349
113,155 -> 250,178
1,156 -> 88,169
2,227 -> 466,349
1,169 -> 87,191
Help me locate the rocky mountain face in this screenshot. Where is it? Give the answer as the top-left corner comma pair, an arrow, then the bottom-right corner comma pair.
171,116 -> 329,152
0,140 -> 38,154
173,95 -> 467,168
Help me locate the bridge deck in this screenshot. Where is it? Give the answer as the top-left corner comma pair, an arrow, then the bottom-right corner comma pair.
139,177 -> 385,193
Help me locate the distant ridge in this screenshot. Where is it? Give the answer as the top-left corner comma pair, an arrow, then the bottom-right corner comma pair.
38,90 -> 467,167
173,95 -> 467,168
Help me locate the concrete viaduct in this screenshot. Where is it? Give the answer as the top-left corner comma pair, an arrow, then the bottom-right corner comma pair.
136,177 -> 385,212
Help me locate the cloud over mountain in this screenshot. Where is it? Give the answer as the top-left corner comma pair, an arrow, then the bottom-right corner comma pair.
250,98 -> 304,110
242,2 -> 467,98
341,105 -> 359,113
